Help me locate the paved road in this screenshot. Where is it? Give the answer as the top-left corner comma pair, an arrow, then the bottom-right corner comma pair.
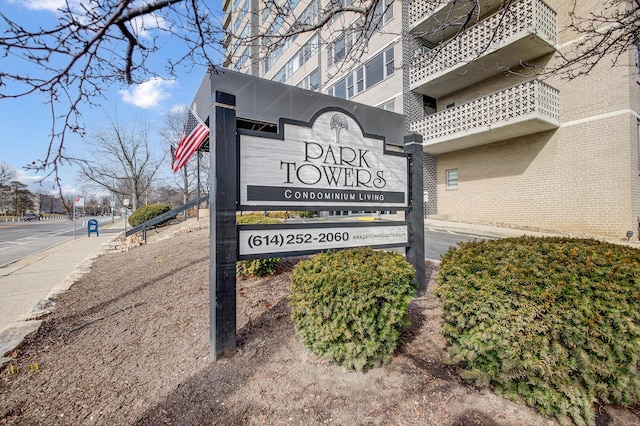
0,217 -> 117,267
424,226 -> 492,261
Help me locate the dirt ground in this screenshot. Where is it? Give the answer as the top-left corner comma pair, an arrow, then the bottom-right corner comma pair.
1,222 -> 639,425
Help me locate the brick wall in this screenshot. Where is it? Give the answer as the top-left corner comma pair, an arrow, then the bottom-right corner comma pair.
427,0 -> 640,237
437,110 -> 637,237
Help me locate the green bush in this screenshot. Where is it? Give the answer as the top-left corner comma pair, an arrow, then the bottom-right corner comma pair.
435,237 -> 640,425
236,214 -> 283,225
290,247 -> 416,371
236,214 -> 282,277
128,204 -> 172,228
295,210 -> 316,218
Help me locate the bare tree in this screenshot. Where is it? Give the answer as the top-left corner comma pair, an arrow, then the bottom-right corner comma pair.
0,163 -> 15,185
1,0 -> 638,179
0,163 -> 16,216
77,115 -> 165,211
148,184 -> 185,206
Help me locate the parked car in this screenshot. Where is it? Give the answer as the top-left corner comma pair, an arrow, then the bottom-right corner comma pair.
23,213 -> 40,221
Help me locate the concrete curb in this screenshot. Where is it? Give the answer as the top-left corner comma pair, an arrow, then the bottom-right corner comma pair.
0,321 -> 42,365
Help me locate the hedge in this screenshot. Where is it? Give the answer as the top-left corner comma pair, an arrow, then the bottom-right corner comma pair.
290,247 -> 416,371
435,237 -> 640,425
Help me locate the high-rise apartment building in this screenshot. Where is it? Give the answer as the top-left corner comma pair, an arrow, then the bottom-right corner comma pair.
222,0 -> 640,238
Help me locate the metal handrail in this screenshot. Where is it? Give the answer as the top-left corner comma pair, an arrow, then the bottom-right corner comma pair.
125,195 -> 209,238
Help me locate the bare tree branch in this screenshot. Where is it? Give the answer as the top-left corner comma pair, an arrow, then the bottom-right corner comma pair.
1,0 -> 639,189
77,114 -> 166,211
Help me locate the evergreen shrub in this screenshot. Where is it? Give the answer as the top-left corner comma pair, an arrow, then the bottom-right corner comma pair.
266,211 -> 288,219
236,214 -> 282,277
128,204 -> 172,228
435,237 -> 640,425
295,210 -> 316,218
290,247 -> 416,371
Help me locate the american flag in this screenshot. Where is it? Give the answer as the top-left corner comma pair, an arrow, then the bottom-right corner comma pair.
172,109 -> 209,173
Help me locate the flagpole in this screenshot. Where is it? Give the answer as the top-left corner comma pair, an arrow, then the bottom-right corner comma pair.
190,106 -> 207,128
197,150 -> 201,221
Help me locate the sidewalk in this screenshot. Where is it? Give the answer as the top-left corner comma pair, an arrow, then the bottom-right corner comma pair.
0,220 -> 124,365
424,216 -> 640,247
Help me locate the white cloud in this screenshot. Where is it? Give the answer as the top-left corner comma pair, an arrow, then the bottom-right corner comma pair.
131,13 -> 171,39
171,105 -> 187,114
14,169 -> 56,194
9,0 -> 170,32
118,77 -> 176,109
7,0 -> 86,12
15,169 -> 44,186
8,0 -> 61,11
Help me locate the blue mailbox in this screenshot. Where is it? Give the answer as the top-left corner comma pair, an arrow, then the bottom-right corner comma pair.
87,219 -> 99,237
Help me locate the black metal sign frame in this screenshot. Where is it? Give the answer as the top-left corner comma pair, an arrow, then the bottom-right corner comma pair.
208,74 -> 424,361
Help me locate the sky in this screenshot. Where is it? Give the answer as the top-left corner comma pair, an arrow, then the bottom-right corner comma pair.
0,0 -> 222,198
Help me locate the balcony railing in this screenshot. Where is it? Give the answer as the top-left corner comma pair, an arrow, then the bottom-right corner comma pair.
409,0 -> 503,43
410,0 -> 557,97
409,80 -> 560,154
409,0 -> 448,28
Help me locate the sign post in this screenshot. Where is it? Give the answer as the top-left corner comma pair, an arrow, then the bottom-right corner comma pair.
123,199 -> 130,232
210,92 -> 238,359
73,196 -> 84,239
405,133 -> 426,295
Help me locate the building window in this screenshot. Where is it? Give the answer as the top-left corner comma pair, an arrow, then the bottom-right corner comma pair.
365,50 -> 384,87
262,35 -> 298,75
326,46 -> 395,99
374,0 -> 394,26
327,33 -> 352,68
261,6 -> 270,23
328,0 -> 349,24
296,0 -> 319,28
297,68 -> 320,91
234,48 -> 249,71
265,15 -> 284,38
234,0 -> 248,33
270,33 -> 318,83
446,169 -> 458,190
385,47 -> 394,76
356,67 -> 364,92
359,0 -> 393,39
333,78 -> 346,99
378,98 -> 395,112
424,95 -> 436,115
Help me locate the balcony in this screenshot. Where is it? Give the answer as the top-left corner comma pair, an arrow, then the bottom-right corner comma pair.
409,80 -> 560,154
409,0 -> 503,44
410,0 -> 557,98
223,10 -> 231,30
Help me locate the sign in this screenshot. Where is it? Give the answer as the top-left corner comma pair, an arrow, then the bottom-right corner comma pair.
74,196 -> 84,207
201,80 -> 424,361
238,222 -> 408,259
123,199 -> 130,206
239,110 -> 408,210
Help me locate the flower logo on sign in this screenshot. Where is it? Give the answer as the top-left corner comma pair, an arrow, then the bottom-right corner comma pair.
329,113 -> 348,143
